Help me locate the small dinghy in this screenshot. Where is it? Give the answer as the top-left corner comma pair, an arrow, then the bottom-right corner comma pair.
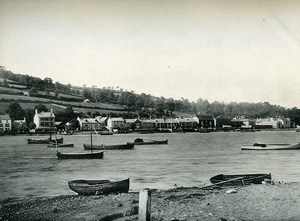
241,142 -> 300,150
210,173 -> 272,186
68,178 -> 130,195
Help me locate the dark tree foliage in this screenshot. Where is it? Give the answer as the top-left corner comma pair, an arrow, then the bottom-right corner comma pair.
34,104 -> 48,112
6,101 -> 25,120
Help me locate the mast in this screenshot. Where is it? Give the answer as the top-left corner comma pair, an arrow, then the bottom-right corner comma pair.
50,109 -> 52,140
90,122 -> 93,153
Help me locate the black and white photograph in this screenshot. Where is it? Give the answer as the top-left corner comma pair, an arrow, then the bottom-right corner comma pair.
1,0 -> 300,220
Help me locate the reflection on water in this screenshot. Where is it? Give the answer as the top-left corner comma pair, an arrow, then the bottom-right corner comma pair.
0,131 -> 300,201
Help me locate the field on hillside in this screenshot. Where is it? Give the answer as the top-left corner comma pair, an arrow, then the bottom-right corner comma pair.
0,78 -> 17,83
0,102 -> 66,114
0,94 -> 123,109
0,91 -> 127,115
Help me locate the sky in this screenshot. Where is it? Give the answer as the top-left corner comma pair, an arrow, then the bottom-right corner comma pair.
1,0 -> 300,108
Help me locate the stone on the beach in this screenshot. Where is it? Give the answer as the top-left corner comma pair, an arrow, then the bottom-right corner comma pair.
225,189 -> 237,194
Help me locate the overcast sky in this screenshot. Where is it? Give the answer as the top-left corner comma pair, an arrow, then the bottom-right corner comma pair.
1,0 -> 300,108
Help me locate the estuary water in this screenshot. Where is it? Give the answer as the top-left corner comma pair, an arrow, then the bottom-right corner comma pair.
1,130 -> 300,202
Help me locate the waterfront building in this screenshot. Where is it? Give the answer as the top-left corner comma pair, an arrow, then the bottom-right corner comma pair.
77,117 -> 105,131
255,118 -> 282,129
185,117 -> 199,128
176,118 -> 188,129
140,119 -> 156,130
107,117 -> 126,131
231,118 -> 255,128
0,114 -> 12,132
33,109 -> 55,130
279,118 -> 291,128
13,117 -> 26,132
125,118 -> 142,130
197,114 -> 215,128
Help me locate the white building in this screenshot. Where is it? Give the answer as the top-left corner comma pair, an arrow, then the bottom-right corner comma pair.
33,109 -> 55,129
0,114 -> 12,132
256,118 -> 282,129
279,118 -> 291,128
107,117 -> 126,131
77,117 -> 106,131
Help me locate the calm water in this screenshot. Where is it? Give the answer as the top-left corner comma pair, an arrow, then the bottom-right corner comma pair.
1,131 -> 300,201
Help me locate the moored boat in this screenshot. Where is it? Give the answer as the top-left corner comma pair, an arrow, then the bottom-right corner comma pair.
83,143 -> 134,150
127,138 -> 168,145
100,131 -> 113,135
28,137 -> 63,144
210,173 -> 271,185
56,151 -> 104,159
48,143 -> 74,148
241,142 -> 300,150
68,178 -> 130,195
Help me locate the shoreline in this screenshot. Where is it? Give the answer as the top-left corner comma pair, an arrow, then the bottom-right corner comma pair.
1,182 -> 300,221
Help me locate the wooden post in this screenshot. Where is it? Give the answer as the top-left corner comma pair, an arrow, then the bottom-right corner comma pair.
138,188 -> 151,221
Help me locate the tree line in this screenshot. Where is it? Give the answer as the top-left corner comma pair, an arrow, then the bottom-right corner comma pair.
1,66 -> 300,125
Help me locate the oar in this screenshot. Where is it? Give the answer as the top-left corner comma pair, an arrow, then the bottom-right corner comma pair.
198,177 -> 245,190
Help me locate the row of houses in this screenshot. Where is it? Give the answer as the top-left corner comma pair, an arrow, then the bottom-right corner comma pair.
77,116 -> 199,132
0,109 -> 293,133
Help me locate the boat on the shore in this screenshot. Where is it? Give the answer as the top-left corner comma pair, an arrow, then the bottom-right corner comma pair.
27,137 -> 63,144
48,143 -> 74,148
127,138 -> 168,145
83,143 -> 134,150
210,173 -> 272,186
68,178 -> 130,195
57,151 -> 104,159
241,142 -> 300,150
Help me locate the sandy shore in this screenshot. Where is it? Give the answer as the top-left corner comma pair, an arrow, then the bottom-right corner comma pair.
1,182 -> 300,221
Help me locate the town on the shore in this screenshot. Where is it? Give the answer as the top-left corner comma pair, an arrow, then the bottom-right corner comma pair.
0,107 -> 296,135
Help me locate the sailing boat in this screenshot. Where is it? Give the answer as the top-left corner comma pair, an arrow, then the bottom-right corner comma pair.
83,127 -> 134,150
57,123 -> 103,159
27,109 -> 63,144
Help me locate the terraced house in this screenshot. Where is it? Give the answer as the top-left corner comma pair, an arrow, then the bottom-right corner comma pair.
0,114 -> 12,132
77,116 -> 106,131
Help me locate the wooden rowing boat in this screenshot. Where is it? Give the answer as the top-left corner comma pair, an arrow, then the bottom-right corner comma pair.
210,173 -> 271,185
68,178 -> 130,195
27,137 -> 63,144
83,143 -> 134,150
241,142 -> 300,150
127,138 -> 168,145
47,143 -> 74,148
56,151 -> 104,159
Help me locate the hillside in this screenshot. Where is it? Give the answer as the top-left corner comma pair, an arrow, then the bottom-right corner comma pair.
1,66 -> 300,124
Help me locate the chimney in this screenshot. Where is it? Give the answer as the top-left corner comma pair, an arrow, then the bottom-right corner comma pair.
35,109 -> 38,114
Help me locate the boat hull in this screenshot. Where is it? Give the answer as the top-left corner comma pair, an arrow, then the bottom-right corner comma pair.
68,178 -> 130,195
210,173 -> 272,186
28,137 -> 63,144
241,143 -> 300,150
48,143 -> 74,148
83,143 -> 134,150
57,151 -> 103,159
127,139 -> 168,145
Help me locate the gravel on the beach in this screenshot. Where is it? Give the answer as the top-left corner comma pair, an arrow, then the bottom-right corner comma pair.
1,183 -> 300,221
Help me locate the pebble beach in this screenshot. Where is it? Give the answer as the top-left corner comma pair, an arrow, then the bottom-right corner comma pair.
1,182 -> 300,221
